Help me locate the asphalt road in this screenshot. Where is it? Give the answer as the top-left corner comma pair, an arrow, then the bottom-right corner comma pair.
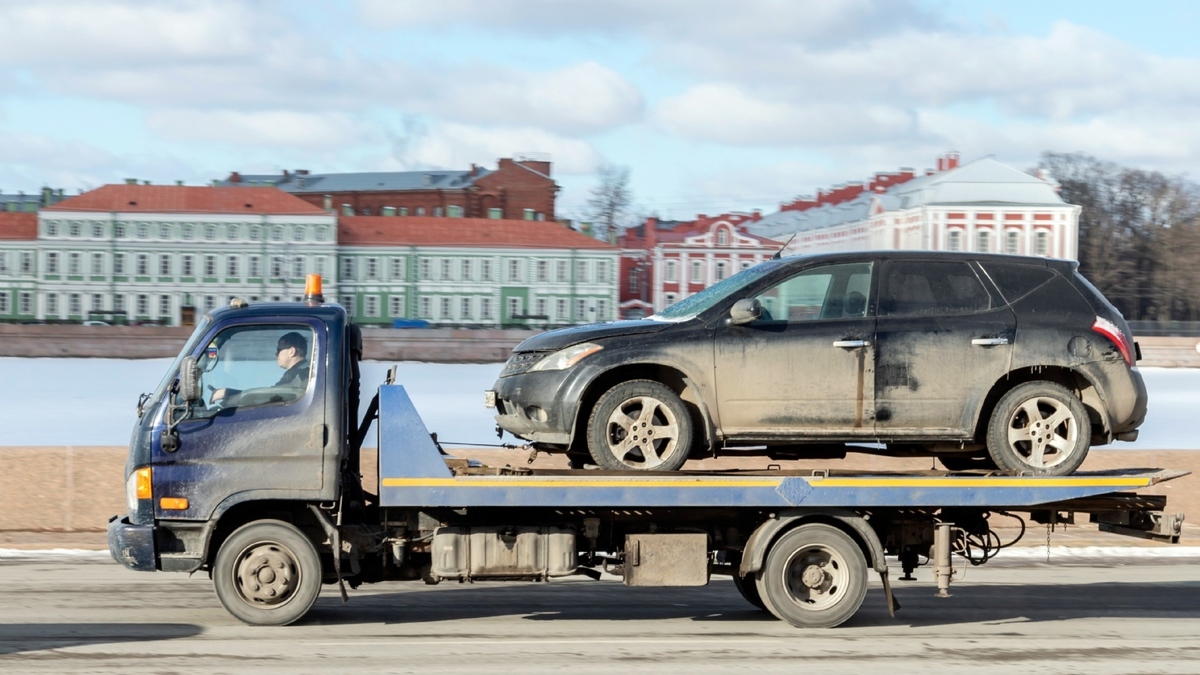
2,556 -> 1199,674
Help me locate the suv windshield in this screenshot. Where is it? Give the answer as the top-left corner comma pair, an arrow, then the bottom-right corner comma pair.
653,260 -> 782,321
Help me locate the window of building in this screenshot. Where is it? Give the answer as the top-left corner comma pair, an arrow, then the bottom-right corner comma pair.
507,296 -> 521,319
597,299 -> 608,321
20,291 -> 33,315
314,256 -> 326,277
46,252 -> 60,275
524,208 -> 535,221
715,261 -> 728,281
441,258 -> 452,281
575,260 -> 588,283
366,257 -> 379,280
460,258 -> 472,281
507,259 -> 521,282
248,255 -> 261,278
418,296 -> 431,318
481,259 -> 493,282
46,222 -> 59,237
137,224 -> 148,239
68,293 -> 82,315
293,226 -> 305,241
389,295 -> 404,316
665,293 -> 677,306
717,229 -> 728,245
69,222 -> 81,237
597,260 -> 609,283
228,225 -> 239,241
440,296 -> 452,319
113,253 -> 125,276
946,230 -> 962,252
1035,231 -> 1049,256
627,268 -> 639,290
399,207 -> 409,216
0,252 -> 7,274
292,257 -> 304,278
20,252 -> 33,274
390,258 -> 404,279
382,206 -> 396,217
271,256 -> 284,278
575,298 -> 587,320
418,258 -> 431,280
272,226 -> 283,241
181,224 -> 193,240
227,256 -> 239,278
47,293 -> 60,316
976,230 -> 991,253
157,295 -> 170,318
447,205 -> 463,218
461,297 -> 472,319
0,291 -> 8,314
92,223 -> 103,238
249,226 -> 261,241
69,252 -> 81,276
556,298 -> 567,321
690,260 -> 703,283
1005,230 -> 1020,255
91,253 -> 104,276
481,297 -> 493,320
365,295 -> 380,317
206,225 -> 217,240
488,207 -> 502,219
341,257 -> 356,279
433,207 -> 444,217
341,296 -> 355,317
536,260 -> 549,282
91,293 -> 103,312
204,255 -> 216,277
316,227 -> 328,241
556,260 -> 568,282
113,294 -> 125,313
535,297 -> 547,318
159,254 -> 171,276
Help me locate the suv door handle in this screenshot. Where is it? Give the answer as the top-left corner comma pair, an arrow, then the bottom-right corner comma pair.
833,340 -> 869,349
971,337 -> 1009,346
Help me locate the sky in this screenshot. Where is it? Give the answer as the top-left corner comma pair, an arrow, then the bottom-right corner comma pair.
2,0 -> 1199,221
4,357 -> 1198,450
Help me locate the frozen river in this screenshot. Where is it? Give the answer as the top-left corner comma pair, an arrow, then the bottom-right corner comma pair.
0,358 -> 1195,449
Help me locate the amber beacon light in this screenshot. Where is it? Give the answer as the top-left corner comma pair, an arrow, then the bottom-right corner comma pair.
305,274 -> 325,303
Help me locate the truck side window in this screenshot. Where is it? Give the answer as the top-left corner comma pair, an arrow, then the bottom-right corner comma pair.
185,325 -> 316,417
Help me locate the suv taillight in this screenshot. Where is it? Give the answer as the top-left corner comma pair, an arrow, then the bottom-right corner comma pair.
1091,317 -> 1133,366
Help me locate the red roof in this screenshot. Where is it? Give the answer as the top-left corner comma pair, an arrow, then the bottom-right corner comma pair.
46,185 -> 327,215
339,216 -> 614,249
0,212 -> 37,240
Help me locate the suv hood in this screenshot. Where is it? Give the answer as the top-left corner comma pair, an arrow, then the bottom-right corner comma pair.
514,319 -> 675,352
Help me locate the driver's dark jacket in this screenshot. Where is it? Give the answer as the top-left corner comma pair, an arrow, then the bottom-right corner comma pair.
276,363 -> 310,389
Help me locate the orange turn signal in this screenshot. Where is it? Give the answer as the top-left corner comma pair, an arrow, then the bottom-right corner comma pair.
159,497 -> 189,510
135,467 -> 152,500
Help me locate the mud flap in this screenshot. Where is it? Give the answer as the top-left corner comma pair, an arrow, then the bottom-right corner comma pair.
880,569 -> 900,618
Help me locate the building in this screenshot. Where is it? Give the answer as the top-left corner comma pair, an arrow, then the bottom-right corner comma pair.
748,152 -> 1081,260
0,185 -> 338,325
219,157 -> 559,222
338,216 -> 618,328
1,187 -> 69,213
618,213 -> 780,318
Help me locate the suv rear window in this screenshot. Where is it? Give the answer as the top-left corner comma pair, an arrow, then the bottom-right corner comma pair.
880,261 -> 992,316
981,262 -> 1055,304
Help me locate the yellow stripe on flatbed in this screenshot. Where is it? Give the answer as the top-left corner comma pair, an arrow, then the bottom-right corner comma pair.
381,475 -> 1155,489
381,477 -> 785,488
810,477 -> 1153,488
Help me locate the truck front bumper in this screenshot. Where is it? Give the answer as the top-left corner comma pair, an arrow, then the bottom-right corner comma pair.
107,515 -> 157,572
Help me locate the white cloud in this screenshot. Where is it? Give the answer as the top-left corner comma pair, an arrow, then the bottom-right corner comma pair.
401,123 -> 601,175
145,110 -> 367,149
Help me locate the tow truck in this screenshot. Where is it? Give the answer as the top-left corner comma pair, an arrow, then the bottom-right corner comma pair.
108,276 -> 1186,627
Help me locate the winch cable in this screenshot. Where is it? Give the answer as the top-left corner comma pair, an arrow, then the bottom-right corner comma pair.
954,511 -> 1026,565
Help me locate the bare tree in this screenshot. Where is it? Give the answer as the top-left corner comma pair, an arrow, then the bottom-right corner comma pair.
586,164 -> 633,242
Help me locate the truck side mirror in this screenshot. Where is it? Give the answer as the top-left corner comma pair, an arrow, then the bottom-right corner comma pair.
179,356 -> 201,403
729,298 -> 762,325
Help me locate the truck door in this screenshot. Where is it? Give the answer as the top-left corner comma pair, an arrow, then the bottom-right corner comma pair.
713,261 -> 876,438
152,319 -> 328,520
873,259 -> 1015,438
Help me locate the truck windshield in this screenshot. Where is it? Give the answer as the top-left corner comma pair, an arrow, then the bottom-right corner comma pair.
652,260 -> 782,321
147,316 -> 212,407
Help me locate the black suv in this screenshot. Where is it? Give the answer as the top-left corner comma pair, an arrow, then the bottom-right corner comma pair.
487,252 -> 1146,476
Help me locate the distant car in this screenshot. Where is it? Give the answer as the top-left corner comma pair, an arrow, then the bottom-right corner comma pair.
82,320 -> 111,326
487,251 -> 1147,476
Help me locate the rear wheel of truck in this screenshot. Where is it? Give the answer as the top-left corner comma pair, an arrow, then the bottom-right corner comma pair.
756,523 -> 868,628
986,381 -> 1090,476
587,380 -> 693,471
212,519 -> 322,626
732,572 -> 767,611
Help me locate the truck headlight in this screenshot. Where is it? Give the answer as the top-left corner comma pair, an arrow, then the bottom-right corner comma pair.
528,343 -> 603,372
127,467 -> 152,512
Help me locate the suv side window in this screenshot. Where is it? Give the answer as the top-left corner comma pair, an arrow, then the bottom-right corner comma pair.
880,261 -> 991,316
754,262 -> 872,322
980,262 -> 1056,304
186,324 -> 315,418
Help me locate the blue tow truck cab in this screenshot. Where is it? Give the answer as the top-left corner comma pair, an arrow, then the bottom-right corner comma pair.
108,277 -> 1186,628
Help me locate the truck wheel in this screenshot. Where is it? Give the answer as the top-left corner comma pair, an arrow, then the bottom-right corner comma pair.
757,523 -> 868,629
986,381 -> 1090,476
212,519 -> 322,626
587,380 -> 693,471
733,572 -> 767,611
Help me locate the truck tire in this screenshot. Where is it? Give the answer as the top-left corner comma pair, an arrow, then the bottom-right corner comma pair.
756,523 -> 868,629
212,519 -> 322,626
986,381 -> 1090,476
732,572 -> 767,611
587,380 -> 693,471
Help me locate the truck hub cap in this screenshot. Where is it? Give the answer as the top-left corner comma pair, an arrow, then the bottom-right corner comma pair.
235,542 -> 300,606
784,545 -> 847,610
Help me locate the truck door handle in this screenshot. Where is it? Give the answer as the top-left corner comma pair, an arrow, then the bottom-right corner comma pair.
833,340 -> 869,349
971,337 -> 1009,346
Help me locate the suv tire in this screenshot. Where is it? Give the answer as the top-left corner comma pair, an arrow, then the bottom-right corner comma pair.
986,381 -> 1090,476
587,380 -> 693,471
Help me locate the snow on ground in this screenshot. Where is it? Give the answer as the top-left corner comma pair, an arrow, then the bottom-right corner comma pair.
0,358 -> 1195,449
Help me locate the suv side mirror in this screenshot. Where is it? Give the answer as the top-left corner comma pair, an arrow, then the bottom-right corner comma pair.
179,355 -> 201,403
729,298 -> 762,325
